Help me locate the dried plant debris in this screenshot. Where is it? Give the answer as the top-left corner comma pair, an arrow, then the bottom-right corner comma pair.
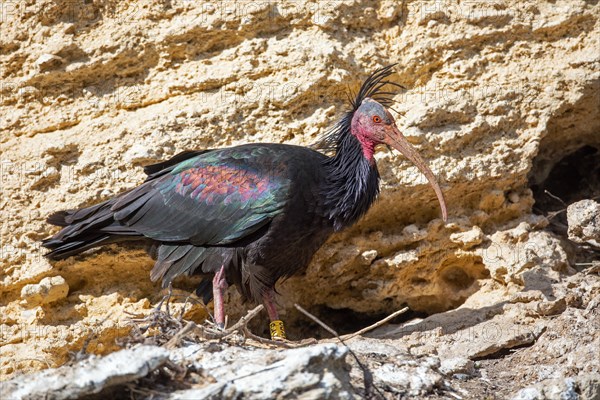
2,287 -> 599,400
1,345 -> 171,400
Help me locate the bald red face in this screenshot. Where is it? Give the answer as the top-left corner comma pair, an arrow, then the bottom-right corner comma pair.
350,98 -> 448,221
351,98 -> 398,158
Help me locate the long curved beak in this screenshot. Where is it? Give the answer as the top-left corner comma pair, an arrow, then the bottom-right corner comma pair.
384,126 -> 448,222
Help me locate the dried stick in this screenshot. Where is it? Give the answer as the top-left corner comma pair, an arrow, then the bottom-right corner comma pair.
294,304 -> 339,336
544,189 -> 566,206
294,304 -> 384,399
243,328 -> 296,348
226,305 -> 264,333
163,305 -> 265,348
340,307 -> 409,341
164,321 -> 198,349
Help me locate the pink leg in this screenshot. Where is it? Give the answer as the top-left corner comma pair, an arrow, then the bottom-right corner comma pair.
212,265 -> 228,328
263,289 -> 279,321
263,289 -> 286,340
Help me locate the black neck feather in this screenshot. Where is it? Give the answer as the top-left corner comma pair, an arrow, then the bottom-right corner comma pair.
322,133 -> 380,231
314,64 -> 400,230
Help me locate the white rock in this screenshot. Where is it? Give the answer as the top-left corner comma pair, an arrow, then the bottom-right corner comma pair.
450,226 -> 484,248
359,250 -> 378,265
373,360 -> 443,396
439,357 -> 475,375
168,343 -> 355,399
123,143 -> 160,164
34,53 -> 64,71
512,387 -> 544,400
567,200 -> 600,245
1,345 -> 169,400
512,374 -> 600,400
20,276 -> 69,307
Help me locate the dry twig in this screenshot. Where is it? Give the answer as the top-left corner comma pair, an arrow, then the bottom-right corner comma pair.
243,328 -> 297,348
294,304 -> 385,399
162,304 -> 266,348
226,305 -> 264,333
164,321 -> 199,349
340,307 -> 409,340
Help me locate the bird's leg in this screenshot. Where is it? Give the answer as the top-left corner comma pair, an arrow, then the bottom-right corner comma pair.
212,265 -> 228,329
263,289 -> 286,341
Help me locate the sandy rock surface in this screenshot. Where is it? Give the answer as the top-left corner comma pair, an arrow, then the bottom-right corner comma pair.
567,199 -> 600,245
2,271 -> 598,399
1,0 -> 599,397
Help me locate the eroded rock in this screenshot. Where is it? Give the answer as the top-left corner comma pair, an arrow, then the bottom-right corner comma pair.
34,53 -> 64,72
1,345 -> 169,400
168,343 -> 354,399
0,0 -> 599,389
513,374 -> 600,400
567,199 -> 600,245
20,276 -> 69,307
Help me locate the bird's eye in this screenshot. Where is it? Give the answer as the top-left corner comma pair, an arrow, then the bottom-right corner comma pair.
372,115 -> 382,123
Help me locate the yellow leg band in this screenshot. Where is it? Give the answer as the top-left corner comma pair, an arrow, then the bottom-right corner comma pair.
269,320 -> 286,340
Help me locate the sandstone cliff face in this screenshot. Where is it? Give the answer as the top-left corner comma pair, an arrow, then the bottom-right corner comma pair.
1,0 -> 599,381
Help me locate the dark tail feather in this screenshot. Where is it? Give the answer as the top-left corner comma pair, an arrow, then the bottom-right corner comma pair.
47,211 -> 70,226
150,244 -> 208,284
150,244 -> 246,303
43,235 -> 114,260
43,198 -> 141,260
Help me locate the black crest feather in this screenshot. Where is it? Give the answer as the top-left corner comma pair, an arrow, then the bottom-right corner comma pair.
313,64 -> 403,152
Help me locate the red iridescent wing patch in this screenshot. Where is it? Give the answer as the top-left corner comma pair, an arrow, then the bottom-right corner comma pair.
175,164 -> 275,205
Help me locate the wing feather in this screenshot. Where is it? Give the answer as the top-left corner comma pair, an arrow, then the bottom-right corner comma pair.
112,146 -> 291,247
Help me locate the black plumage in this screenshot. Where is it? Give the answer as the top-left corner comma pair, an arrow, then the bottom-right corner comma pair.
43,65 -> 447,333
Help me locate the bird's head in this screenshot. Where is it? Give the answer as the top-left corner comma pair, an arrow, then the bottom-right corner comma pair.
351,98 -> 399,158
315,65 -> 448,222
352,97 -> 447,221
